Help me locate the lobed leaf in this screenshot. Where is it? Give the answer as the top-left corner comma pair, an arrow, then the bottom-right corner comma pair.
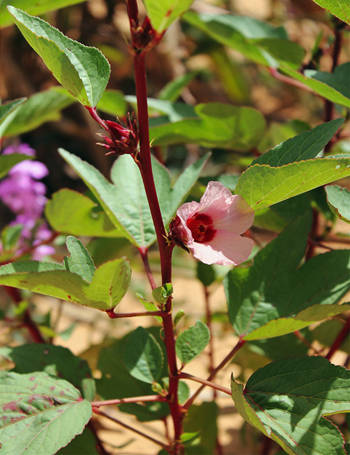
231,357 -> 350,455
0,371 -> 91,455
45,189 -> 123,237
224,213 -> 350,340
8,7 -> 110,107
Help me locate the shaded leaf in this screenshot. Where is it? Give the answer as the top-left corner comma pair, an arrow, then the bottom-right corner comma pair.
0,371 -> 91,455
97,89 -> 127,117
0,98 -> 26,123
57,428 -> 99,455
0,88 -> 74,138
326,185 -> 350,223
144,0 -> 195,33
0,344 -> 95,401
231,357 -> 350,455
183,402 -> 218,455
9,7 -> 110,107
176,320 -> 210,365
159,72 -> 197,102
123,327 -> 164,384
0,154 -> 33,180
306,63 -> 350,99
224,214 -> 350,340
253,118 -> 344,166
150,103 -> 266,151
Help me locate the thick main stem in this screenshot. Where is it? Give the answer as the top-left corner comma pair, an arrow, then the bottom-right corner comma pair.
130,21 -> 183,452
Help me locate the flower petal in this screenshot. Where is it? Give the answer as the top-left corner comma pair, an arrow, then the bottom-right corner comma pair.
189,232 -> 254,266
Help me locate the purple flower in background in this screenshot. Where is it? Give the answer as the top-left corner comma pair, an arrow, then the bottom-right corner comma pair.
0,143 -> 55,259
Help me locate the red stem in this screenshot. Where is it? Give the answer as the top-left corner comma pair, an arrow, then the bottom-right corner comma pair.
183,338 -> 246,410
94,408 -> 170,452
179,372 -> 231,396
106,309 -> 166,319
128,10 -> 182,451
139,247 -> 157,290
3,286 -> 45,343
326,316 -> 350,360
92,395 -> 167,407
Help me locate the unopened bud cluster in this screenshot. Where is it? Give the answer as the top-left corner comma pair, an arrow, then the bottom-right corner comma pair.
97,112 -> 139,156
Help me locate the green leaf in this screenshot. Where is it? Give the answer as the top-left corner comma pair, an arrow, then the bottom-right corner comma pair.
0,371 -> 91,455
152,283 -> 173,305
224,214 -> 350,340
0,154 -> 32,180
231,357 -> 350,455
150,103 -> 266,151
1,224 -> 23,252
126,95 -> 196,122
326,185 -> 350,223
97,89 -> 127,117
310,0 -> 350,25
1,0 -> 87,28
159,72 -> 197,102
0,256 -> 131,311
305,63 -> 350,99
235,155 -> 350,210
196,262 -> 216,287
280,66 -> 350,108
144,0 -> 195,33
118,401 -> 169,422
0,98 -> 26,123
176,320 -> 210,365
0,88 -> 74,138
123,327 -> 164,384
59,149 -> 209,247
45,189 -> 123,237
57,428 -> 99,455
0,344 -> 95,401
253,118 -> 344,167
183,12 -> 304,68
136,294 -> 162,322
64,236 -> 96,283
8,7 -> 110,107
183,402 -> 218,454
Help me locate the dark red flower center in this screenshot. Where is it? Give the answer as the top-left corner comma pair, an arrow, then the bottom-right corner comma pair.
187,213 -> 216,243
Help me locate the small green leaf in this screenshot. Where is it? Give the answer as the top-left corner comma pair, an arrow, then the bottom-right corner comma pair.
235,155 -> 350,210
326,185 -> 350,223
0,98 -> 26,123
8,7 -> 110,107
1,224 -> 23,252
231,357 -> 350,455
136,294 -> 162,322
0,154 -> 33,180
45,189 -> 123,237
0,371 -> 92,455
176,320 -> 210,365
196,262 -> 216,287
144,0 -> 195,33
174,310 -> 185,327
64,236 -> 96,283
253,118 -> 344,167
280,65 -> 350,108
0,344 -> 95,401
0,88 -> 74,138
123,327 -> 164,384
152,283 -> 173,305
310,0 -> 350,25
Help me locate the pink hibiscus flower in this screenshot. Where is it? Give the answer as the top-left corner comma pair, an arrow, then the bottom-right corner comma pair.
170,181 -> 254,266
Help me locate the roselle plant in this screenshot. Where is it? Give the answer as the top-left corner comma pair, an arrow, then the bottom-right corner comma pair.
0,0 -> 350,454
